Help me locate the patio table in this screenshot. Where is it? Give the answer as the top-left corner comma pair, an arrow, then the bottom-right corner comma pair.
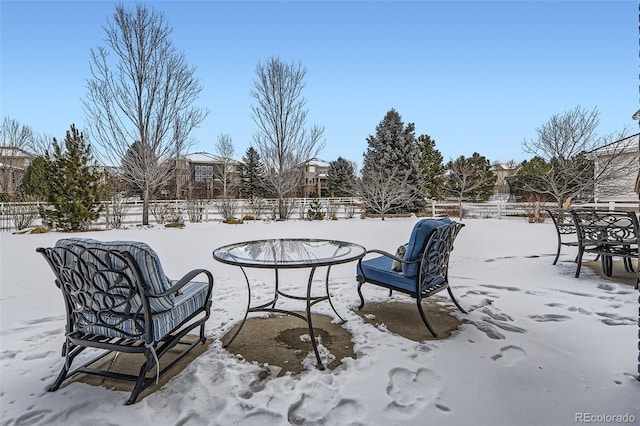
213,238 -> 366,369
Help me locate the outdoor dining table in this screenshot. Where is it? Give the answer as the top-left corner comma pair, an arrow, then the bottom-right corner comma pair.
212,238 -> 366,369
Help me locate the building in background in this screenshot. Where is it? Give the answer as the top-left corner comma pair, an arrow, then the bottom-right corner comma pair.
489,161 -> 521,201
299,160 -> 329,198
0,146 -> 33,198
591,133 -> 639,202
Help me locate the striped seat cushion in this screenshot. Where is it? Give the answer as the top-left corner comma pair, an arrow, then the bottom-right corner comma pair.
77,281 -> 210,342
55,238 -> 175,312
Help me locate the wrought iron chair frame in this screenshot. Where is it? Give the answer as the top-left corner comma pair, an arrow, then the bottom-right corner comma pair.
545,208 -> 581,265
570,209 -> 639,280
37,243 -> 214,405
356,221 -> 466,337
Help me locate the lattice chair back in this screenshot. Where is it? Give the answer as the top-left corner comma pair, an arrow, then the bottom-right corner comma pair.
55,238 -> 175,313
38,245 -> 152,341
418,221 -> 463,293
547,208 -> 576,235
572,210 -> 638,247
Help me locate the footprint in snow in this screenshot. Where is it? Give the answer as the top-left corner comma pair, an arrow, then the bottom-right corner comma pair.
385,367 -> 442,414
491,345 -> 527,366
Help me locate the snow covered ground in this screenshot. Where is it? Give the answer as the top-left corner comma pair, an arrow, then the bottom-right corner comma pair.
1,217 -> 638,425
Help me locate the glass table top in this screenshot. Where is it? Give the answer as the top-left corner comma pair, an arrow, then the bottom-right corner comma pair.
213,238 -> 366,268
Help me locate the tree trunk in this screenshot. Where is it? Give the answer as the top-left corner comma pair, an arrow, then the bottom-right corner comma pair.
142,185 -> 149,225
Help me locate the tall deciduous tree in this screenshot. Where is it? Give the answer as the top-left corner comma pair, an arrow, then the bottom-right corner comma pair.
520,105 -> 631,206
84,3 -> 207,224
0,117 -> 35,196
250,56 -> 325,218
40,124 -> 103,231
357,164 -> 418,220
239,146 -> 267,199
215,133 -> 236,197
416,134 -> 446,199
327,157 -> 356,197
362,109 -> 424,212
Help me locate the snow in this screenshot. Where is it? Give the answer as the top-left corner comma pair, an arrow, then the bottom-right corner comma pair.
1,217 -> 639,425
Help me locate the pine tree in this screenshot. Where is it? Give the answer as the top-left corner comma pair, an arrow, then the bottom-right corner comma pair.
18,156 -> 50,200
362,109 -> 424,211
326,157 -> 356,197
40,124 -> 103,230
447,152 -> 497,203
239,146 -> 267,198
416,134 -> 446,199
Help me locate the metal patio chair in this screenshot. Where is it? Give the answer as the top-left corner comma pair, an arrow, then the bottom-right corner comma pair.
570,210 -> 639,280
545,208 -> 581,265
356,218 -> 466,337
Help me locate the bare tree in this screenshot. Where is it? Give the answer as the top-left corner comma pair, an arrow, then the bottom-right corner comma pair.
357,165 -> 418,220
250,56 -> 325,219
215,133 -> 236,197
84,3 -> 207,225
0,117 -> 35,195
520,106 -> 632,207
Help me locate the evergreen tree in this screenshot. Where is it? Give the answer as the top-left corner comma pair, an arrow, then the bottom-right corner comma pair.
40,124 -> 103,230
326,157 -> 356,197
239,146 -> 267,198
511,156 -> 552,200
362,109 -> 424,211
416,134 -> 446,199
18,156 -> 50,200
447,152 -> 497,203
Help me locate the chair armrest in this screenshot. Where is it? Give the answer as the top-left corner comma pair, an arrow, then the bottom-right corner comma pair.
153,269 -> 214,297
362,249 -> 421,265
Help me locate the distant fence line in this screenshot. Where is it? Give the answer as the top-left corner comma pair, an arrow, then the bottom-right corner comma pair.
1,198 -> 639,232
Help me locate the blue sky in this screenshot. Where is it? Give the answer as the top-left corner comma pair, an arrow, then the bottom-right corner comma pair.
1,0 -> 637,168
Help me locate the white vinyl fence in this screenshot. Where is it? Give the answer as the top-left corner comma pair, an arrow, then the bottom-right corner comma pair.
1,198 -> 638,232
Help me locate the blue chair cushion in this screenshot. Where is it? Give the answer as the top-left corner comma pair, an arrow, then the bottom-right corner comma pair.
402,218 -> 451,278
55,238 -> 175,313
77,280 -> 210,341
357,256 -> 418,293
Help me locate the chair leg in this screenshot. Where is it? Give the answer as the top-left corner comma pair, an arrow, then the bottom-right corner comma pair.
601,255 -> 613,277
48,341 -> 86,392
126,359 -> 152,405
416,299 -> 438,338
552,240 -> 561,265
356,281 -> 365,310
574,249 -> 584,278
447,288 -> 467,314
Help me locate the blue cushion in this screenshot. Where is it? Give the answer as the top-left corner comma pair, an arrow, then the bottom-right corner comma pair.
402,218 -> 451,278
358,256 -> 418,293
55,238 -> 175,313
77,281 -> 210,342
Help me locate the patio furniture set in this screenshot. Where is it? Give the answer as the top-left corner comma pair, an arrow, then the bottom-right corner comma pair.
37,217 -> 466,404
546,208 -> 639,282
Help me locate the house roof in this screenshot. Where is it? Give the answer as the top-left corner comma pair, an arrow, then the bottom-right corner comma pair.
184,151 -> 240,164
0,146 -> 34,158
589,133 -> 639,156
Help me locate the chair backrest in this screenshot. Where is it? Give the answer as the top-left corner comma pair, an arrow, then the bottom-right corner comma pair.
418,221 -> 464,290
54,238 -> 175,312
545,208 -> 576,235
402,218 -> 452,278
37,245 -> 151,339
570,210 -> 639,246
